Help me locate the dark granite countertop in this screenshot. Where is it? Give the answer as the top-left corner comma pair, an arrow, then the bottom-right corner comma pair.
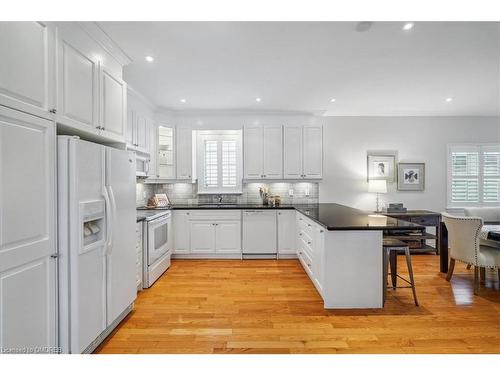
137,203 -> 423,231
293,204 -> 425,231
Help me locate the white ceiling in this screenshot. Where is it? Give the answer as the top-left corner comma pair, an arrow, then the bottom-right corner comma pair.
98,21 -> 500,116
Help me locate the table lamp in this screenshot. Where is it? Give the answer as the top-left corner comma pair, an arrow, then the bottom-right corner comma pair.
368,180 -> 387,213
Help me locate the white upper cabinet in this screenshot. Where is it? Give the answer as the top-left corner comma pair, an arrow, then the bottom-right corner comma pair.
56,24 -> 100,132
176,126 -> 192,180
263,125 -> 283,179
243,125 -> 263,179
54,22 -> 129,142
244,124 -> 282,180
283,125 -> 304,179
148,121 -> 158,178
0,22 -> 55,120
283,124 -> 322,180
136,114 -> 149,151
100,68 -> 126,139
302,125 -> 323,179
157,125 -> 176,179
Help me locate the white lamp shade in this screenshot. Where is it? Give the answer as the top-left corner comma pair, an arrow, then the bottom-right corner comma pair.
368,180 -> 387,193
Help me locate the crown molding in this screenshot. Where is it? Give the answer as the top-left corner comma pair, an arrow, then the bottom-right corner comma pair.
78,22 -> 132,66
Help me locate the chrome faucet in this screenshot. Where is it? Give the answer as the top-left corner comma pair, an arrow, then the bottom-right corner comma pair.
217,195 -> 223,203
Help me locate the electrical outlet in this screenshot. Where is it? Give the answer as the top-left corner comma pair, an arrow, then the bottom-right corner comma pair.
289,188 -> 294,197
142,191 -> 147,199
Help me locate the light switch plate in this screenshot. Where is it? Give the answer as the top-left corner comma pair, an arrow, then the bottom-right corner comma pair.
288,189 -> 294,196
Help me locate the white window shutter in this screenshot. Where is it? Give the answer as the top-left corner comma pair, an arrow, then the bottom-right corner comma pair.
451,151 -> 479,203
483,150 -> 500,202
204,140 -> 218,187
222,140 -> 237,187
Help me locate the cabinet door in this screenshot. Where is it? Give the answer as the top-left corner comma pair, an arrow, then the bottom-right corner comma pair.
56,25 -> 99,131
100,67 -> 126,140
277,210 -> 296,254
215,221 -> 241,253
157,125 -> 176,179
0,106 -> 56,351
176,126 -> 192,180
313,226 -> 325,293
303,125 -> 323,179
243,125 -> 263,179
190,222 -> 216,253
136,114 -> 148,151
0,22 -> 55,119
148,121 -> 158,178
283,125 -> 303,179
173,211 -> 190,254
263,125 -> 283,179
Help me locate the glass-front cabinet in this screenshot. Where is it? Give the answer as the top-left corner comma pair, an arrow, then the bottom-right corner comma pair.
157,125 -> 176,179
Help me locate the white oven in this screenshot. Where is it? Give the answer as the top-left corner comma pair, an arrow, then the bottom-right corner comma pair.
143,211 -> 172,288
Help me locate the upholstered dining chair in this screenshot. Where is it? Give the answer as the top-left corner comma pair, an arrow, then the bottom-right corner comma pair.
442,213 -> 500,294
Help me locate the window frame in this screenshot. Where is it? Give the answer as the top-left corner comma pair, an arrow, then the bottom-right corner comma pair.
447,143 -> 500,208
196,130 -> 243,194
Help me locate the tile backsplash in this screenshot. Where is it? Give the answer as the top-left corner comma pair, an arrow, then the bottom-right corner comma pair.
136,181 -> 318,206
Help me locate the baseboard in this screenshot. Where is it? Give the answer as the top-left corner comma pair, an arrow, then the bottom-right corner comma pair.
84,304 -> 133,354
172,253 -> 243,259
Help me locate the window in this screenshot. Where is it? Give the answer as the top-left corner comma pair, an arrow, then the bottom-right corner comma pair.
448,144 -> 500,207
196,131 -> 242,194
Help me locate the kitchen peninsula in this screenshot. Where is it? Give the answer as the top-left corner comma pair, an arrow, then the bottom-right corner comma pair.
138,203 -> 424,309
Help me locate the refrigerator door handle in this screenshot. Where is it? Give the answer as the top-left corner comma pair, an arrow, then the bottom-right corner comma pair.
103,187 -> 114,255
107,185 -> 118,254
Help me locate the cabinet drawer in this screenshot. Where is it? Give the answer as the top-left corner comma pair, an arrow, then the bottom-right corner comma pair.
298,248 -> 313,276
410,216 -> 439,226
189,209 -> 241,221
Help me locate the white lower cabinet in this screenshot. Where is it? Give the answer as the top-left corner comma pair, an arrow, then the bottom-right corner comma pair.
277,210 -> 296,255
173,210 -> 242,257
190,221 -> 217,253
173,211 -> 190,254
296,212 -> 325,296
215,221 -> 241,253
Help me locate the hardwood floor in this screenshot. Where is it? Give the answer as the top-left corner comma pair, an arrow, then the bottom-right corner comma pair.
95,256 -> 500,354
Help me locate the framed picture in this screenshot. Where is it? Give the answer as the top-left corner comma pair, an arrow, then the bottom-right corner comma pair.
367,153 -> 396,182
398,163 -> 425,191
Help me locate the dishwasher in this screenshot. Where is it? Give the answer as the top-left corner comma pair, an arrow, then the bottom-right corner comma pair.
242,210 -> 277,258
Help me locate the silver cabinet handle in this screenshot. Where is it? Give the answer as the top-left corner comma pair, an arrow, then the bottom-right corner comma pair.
307,241 -> 312,245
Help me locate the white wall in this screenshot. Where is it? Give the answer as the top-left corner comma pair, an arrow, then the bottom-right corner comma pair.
319,116 -> 500,212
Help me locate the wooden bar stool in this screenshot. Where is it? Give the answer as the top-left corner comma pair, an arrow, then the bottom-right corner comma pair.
383,237 -> 419,306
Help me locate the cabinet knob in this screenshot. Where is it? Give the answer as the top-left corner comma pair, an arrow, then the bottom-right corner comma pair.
307,241 -> 311,245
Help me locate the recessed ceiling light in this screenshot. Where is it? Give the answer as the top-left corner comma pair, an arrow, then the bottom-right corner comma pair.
180,98 -> 186,103
402,22 -> 414,31
330,98 -> 336,103
445,97 -> 453,103
255,97 -> 261,102
145,56 -> 154,62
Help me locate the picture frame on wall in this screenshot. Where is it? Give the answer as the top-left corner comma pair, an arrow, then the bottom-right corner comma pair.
367,153 -> 396,182
397,163 -> 425,191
